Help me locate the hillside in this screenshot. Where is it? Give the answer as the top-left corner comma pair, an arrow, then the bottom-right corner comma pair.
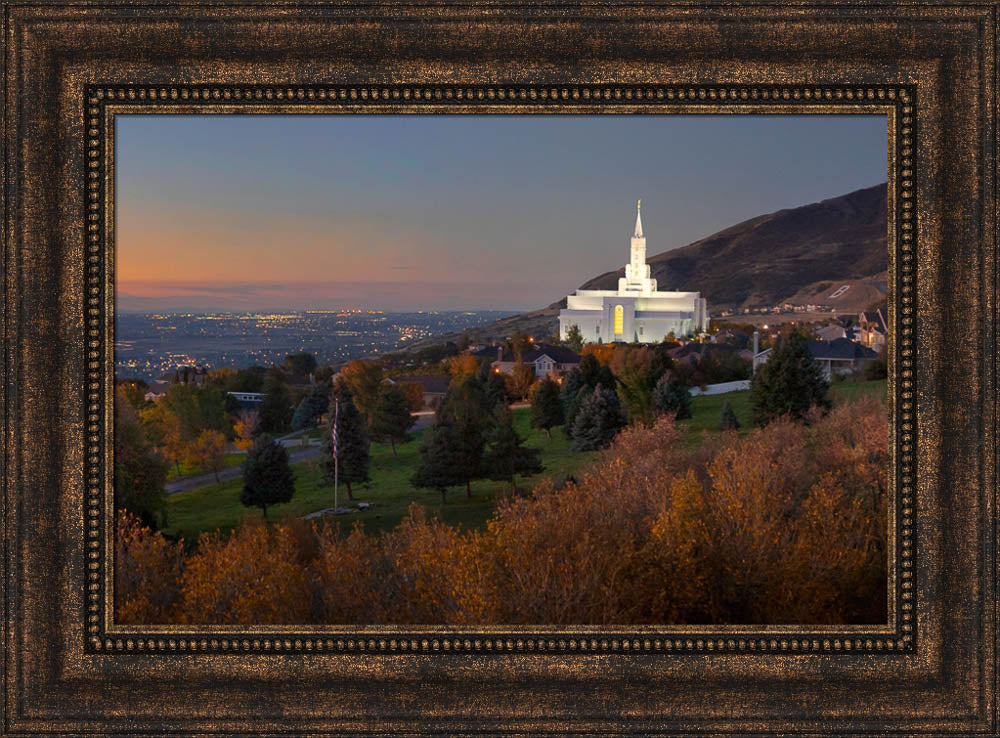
406,183 -> 888,349
579,182 -> 888,311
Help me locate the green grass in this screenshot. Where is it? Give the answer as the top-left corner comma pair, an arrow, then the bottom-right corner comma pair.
166,452 -> 245,481
163,382 -> 886,542
679,379 -> 886,445
164,408 -> 595,542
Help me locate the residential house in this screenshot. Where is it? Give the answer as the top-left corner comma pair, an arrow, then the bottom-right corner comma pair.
752,338 -> 879,381
490,343 -> 580,379
386,375 -> 450,410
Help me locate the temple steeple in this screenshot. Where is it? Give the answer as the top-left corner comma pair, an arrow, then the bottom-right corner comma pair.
619,199 -> 657,294
634,199 -> 643,238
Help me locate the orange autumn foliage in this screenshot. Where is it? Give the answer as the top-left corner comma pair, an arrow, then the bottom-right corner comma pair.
117,395 -> 888,626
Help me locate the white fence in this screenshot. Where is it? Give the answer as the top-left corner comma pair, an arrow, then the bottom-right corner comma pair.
688,380 -> 751,397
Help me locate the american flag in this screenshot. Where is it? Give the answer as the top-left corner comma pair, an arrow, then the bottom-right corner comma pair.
330,398 -> 339,460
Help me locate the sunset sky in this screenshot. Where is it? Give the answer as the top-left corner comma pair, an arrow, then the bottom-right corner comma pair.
116,114 -> 888,312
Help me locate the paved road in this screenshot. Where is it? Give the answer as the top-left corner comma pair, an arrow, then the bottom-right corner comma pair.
165,446 -> 322,495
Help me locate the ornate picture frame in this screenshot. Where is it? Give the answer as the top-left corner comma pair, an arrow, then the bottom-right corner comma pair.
3,3 -> 996,735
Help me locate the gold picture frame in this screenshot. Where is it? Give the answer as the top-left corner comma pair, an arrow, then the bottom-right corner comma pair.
3,3 -> 996,734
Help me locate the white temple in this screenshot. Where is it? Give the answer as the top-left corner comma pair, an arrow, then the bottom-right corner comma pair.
558,201 -> 709,344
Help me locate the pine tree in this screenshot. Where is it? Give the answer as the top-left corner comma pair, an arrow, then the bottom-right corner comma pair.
750,333 -> 832,427
240,434 -> 295,521
653,375 -> 693,420
483,405 -> 543,493
411,418 -> 466,504
484,370 -> 510,411
565,324 -> 584,353
719,401 -> 741,431
290,383 -> 330,431
258,368 -> 293,434
530,377 -> 565,438
369,383 -> 417,455
560,367 -> 587,435
321,380 -> 370,500
570,384 -> 627,451
436,377 -> 487,498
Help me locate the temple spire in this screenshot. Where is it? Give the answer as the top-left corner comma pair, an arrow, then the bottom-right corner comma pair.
634,199 -> 643,238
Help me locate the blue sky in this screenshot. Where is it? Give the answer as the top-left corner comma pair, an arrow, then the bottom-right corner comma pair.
116,114 -> 888,312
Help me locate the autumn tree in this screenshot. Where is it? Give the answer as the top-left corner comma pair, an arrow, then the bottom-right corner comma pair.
115,387 -> 169,528
369,383 -> 417,454
140,402 -> 187,475
339,359 -> 385,423
321,380 -> 370,500
719,401 -> 741,431
232,409 -> 260,451
240,434 -> 294,521
186,429 -> 228,482
653,375 -> 692,420
570,384 -> 627,451
750,333 -> 831,427
482,405 -> 543,493
530,377 -> 564,438
508,362 -> 536,401
565,324 -> 584,353
115,511 -> 185,623
448,353 -> 481,383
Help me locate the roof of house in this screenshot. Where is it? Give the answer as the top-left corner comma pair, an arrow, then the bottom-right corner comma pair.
807,338 -> 879,361
494,343 -> 580,364
391,375 -> 450,394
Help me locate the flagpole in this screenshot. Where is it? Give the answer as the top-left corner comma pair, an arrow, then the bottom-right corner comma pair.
333,398 -> 339,513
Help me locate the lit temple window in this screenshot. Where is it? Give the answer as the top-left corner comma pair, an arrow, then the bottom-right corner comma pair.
614,305 -> 624,335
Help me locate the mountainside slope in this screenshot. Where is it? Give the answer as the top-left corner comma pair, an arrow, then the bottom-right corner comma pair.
579,183 -> 888,311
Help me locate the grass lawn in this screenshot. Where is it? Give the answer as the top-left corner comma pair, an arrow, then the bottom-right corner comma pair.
166,452 -> 245,481
680,379 -> 887,445
164,407 -> 595,542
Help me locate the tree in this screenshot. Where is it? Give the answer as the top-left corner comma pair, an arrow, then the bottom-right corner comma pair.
509,362 -> 536,401
750,333 -> 832,427
448,353 -> 481,382
565,324 -> 584,353
258,368 -> 293,434
321,380 -> 370,500
719,401 -> 741,431
559,367 -> 587,433
653,375 -> 693,420
240,434 -> 295,521
482,405 -> 543,493
369,383 -> 417,455
484,371 -> 510,411
291,383 -> 331,431
284,351 -> 317,380
578,352 -> 616,390
570,384 -> 627,451
436,377 -> 488,497
530,377 -> 564,438
117,378 -> 149,410
140,402 -> 186,474
232,409 -> 260,451
411,419 -> 467,504
339,359 -> 385,422
611,345 -> 668,425
186,429 -> 228,482
115,387 -> 169,529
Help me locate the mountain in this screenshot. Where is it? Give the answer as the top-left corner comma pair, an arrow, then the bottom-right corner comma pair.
578,182 -> 888,311
405,183 -> 888,350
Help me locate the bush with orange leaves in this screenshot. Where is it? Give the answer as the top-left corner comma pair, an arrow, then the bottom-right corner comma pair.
117,395 -> 887,625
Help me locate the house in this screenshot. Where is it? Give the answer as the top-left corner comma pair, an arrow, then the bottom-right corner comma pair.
753,338 -> 879,381
143,379 -> 170,403
490,343 -> 580,379
815,323 -> 847,342
857,309 -> 888,351
387,375 -> 450,410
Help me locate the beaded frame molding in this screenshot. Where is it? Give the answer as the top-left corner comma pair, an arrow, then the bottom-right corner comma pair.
87,84 -> 914,656
5,2 -> 996,735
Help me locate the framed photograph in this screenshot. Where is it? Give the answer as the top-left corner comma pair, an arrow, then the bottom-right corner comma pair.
3,2 -> 996,735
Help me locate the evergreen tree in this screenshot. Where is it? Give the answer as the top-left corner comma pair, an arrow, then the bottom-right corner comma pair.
369,383 -> 417,455
321,380 -> 370,500
240,434 -> 295,521
653,375 -> 693,420
283,351 -> 317,380
750,333 -> 832,427
290,383 -> 330,431
719,400 -> 741,431
530,377 -> 565,438
436,376 -> 487,497
570,384 -> 627,451
115,387 -> 169,529
484,370 -> 510,411
565,324 -> 584,353
560,367 -> 587,435
411,419 -> 466,504
578,353 -> 616,390
483,405 -> 543,493
258,367 -> 293,434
